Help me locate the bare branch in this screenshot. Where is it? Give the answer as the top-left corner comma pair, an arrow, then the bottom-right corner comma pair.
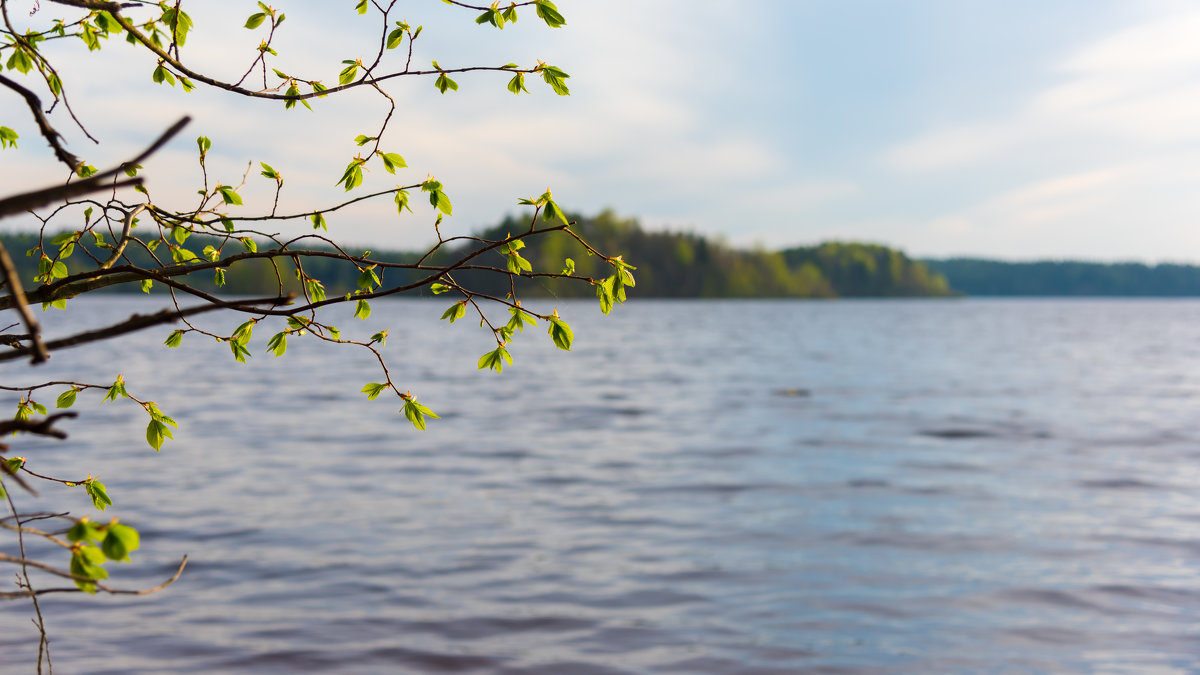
0,240 -> 50,363
0,116 -> 188,219
0,72 -> 81,171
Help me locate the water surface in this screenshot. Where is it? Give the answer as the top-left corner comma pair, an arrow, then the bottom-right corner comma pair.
3,298 -> 1200,673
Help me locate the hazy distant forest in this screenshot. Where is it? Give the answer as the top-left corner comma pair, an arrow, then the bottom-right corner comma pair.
5,211 -> 1199,299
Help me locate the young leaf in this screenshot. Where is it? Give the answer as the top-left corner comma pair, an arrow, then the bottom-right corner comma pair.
379,152 -> 406,174
361,382 -> 389,400
386,27 -> 404,49
441,300 -> 467,324
338,60 -> 359,86
84,479 -> 113,511
337,159 -> 365,191
244,12 -> 267,29
311,212 -> 328,230
477,346 -> 513,373
101,523 -> 140,562
435,73 -> 459,94
356,266 -> 380,290
394,189 -> 411,215
164,330 -> 184,348
217,185 -> 243,206
146,418 -> 173,451
402,397 -> 439,431
56,388 -> 78,409
507,72 -> 528,95
0,126 -> 20,149
534,0 -> 567,27
548,315 -> 573,350
266,331 -> 288,356
354,299 -> 371,320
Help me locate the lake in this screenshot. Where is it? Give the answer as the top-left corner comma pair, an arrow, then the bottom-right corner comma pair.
4,297 -> 1200,673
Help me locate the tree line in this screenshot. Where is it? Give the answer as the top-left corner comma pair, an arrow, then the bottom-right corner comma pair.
0,210 -> 955,300
924,258 -> 1200,296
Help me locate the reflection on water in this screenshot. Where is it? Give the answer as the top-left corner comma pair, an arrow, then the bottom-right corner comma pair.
4,297 -> 1200,673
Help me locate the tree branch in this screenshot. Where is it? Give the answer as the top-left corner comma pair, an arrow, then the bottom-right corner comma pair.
0,295 -> 291,363
0,240 -> 50,363
0,72 -> 80,171
0,116 -> 188,219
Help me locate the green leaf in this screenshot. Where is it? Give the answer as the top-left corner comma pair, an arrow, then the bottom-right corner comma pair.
338,60 -> 359,86
244,12 -> 267,29
67,519 -> 94,543
538,63 -> 571,95
152,64 -> 176,87
70,549 -> 105,593
547,315 -> 573,350
542,193 -> 568,225
260,162 -> 281,180
430,282 -> 450,295
379,152 -> 406,174
101,523 -> 140,562
441,300 -> 467,324
356,266 -> 380,290
354,134 -> 373,146
337,159 -> 365,191
6,47 -> 33,73
266,331 -> 288,356
355,0 -> 369,14
230,340 -> 252,363
402,397 -> 438,430
507,72 -> 528,95
102,376 -> 128,403
240,237 -> 257,253
386,27 -> 404,49
596,277 -> 614,315
370,329 -> 388,345
56,388 -> 78,409
534,0 -> 567,27
421,180 -> 452,215
476,8 -> 505,29
164,330 -> 184,348
477,346 -> 513,373
361,382 -> 389,400
506,306 -> 535,333
306,278 -> 327,302
394,189 -> 411,215
217,185 -> 243,205
354,299 -> 371,320
311,212 -> 328,231
146,418 -> 173,451
0,126 -> 18,150
560,258 -> 575,275
214,267 -> 226,286
435,73 -> 459,94
163,6 -> 193,45
85,479 -> 113,511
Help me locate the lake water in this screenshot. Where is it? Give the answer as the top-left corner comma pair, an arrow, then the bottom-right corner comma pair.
4,297 -> 1200,673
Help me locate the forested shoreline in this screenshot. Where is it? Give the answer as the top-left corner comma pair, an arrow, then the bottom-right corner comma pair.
8,210 -> 1199,298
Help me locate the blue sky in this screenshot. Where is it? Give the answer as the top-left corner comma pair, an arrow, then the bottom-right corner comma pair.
4,1 -> 1200,261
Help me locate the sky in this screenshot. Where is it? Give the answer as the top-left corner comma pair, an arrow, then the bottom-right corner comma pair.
4,0 -> 1200,262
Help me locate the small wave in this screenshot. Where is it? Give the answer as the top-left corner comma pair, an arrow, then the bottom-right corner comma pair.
1077,478 -> 1165,490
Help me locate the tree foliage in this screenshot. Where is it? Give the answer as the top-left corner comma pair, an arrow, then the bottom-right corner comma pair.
924,258 -> 1200,296
0,1 -> 627,669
